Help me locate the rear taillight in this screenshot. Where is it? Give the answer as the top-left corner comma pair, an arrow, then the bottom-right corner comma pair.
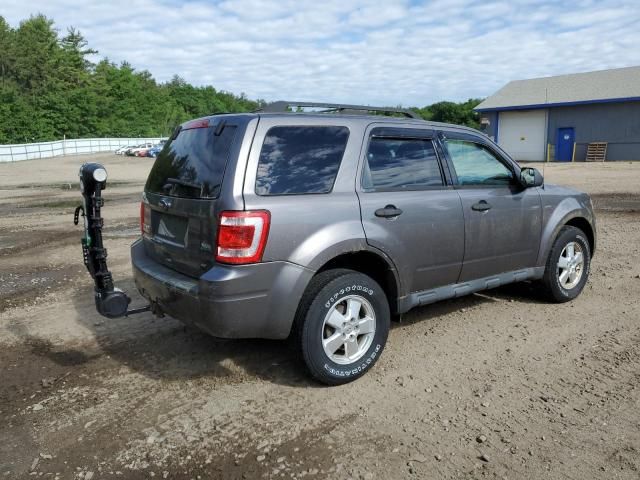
140,202 -> 151,236
216,210 -> 270,264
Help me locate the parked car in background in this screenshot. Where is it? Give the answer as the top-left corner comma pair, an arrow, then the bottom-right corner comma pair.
126,143 -> 154,156
124,145 -> 142,156
146,144 -> 163,158
115,145 -> 135,155
134,147 -> 151,157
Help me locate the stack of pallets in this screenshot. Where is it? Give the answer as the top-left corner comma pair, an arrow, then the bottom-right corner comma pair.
586,142 -> 607,162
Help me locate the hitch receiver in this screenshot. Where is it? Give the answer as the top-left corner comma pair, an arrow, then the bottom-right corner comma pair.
74,163 -> 150,319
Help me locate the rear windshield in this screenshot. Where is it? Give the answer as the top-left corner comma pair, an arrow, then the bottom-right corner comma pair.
145,125 -> 237,199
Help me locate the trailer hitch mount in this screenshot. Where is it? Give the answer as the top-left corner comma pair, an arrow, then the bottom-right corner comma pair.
74,163 -> 150,319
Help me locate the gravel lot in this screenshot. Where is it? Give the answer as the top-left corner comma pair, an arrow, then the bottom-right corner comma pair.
1,153 -> 639,479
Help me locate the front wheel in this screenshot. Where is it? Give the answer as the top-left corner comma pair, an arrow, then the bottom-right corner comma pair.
293,269 -> 390,385
540,226 -> 591,302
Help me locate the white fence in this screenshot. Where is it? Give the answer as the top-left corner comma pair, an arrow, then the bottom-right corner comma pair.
0,137 -> 167,162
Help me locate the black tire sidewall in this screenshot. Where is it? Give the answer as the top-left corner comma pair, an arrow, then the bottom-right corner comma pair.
547,227 -> 591,301
302,273 -> 390,384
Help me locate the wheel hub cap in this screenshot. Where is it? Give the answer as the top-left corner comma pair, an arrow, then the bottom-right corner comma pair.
557,241 -> 585,290
322,295 -> 376,365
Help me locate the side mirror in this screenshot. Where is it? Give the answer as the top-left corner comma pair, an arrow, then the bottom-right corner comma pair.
520,167 -> 543,188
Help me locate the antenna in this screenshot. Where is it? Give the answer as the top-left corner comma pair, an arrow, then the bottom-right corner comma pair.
541,103 -> 549,188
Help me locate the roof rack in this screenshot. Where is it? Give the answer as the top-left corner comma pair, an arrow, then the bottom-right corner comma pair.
257,100 -> 421,119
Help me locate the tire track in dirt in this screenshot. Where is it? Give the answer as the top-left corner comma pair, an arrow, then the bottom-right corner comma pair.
2,158 -> 640,479
0,219 -> 138,257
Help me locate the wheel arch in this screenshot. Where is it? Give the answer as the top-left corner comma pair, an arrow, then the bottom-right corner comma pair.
314,249 -> 401,315
564,217 -> 595,255
537,195 -> 596,267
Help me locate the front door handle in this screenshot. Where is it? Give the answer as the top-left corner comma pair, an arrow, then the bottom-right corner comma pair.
375,204 -> 403,218
471,200 -> 492,212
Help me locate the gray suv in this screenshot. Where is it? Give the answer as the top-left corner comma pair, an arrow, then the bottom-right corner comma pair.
130,101 -> 596,385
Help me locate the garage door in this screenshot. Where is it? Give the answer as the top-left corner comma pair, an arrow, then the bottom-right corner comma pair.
498,110 -> 547,161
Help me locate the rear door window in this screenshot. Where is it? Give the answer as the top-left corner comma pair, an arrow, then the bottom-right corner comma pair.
145,124 -> 237,198
363,137 -> 443,191
255,126 -> 349,195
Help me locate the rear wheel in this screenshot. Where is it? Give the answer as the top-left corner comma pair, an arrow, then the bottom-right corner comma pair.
293,269 -> 390,385
540,226 -> 591,302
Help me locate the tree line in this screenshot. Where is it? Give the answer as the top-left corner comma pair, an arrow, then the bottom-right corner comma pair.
0,14 -> 482,144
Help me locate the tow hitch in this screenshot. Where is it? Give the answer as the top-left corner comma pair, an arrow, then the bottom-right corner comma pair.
74,163 -> 151,319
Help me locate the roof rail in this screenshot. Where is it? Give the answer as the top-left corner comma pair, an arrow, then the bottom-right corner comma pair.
257,100 -> 421,119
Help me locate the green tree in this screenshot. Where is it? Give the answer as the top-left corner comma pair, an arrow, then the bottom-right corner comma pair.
415,98 -> 483,129
0,15 -> 262,144
0,13 -> 481,144
0,16 -> 14,86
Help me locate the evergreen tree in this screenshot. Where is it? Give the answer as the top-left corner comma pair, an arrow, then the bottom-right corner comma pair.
0,14 -> 482,144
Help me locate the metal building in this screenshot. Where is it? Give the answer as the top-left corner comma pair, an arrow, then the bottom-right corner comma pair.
475,66 -> 640,162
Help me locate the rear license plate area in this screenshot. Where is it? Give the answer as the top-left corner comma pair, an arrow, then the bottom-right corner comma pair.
153,212 -> 188,246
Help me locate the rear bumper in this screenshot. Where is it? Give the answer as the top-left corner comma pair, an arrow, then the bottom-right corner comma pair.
131,239 -> 313,339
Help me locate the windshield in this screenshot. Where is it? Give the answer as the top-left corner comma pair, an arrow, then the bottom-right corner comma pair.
145,124 -> 237,199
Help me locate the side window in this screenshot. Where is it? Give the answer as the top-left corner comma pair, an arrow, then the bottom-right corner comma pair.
363,137 -> 443,191
445,139 -> 514,186
255,126 -> 349,195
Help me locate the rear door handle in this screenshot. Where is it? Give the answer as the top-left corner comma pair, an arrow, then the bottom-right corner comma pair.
471,200 -> 492,212
375,204 -> 403,218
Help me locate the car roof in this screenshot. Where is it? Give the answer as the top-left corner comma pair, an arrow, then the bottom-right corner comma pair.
185,112 -> 483,136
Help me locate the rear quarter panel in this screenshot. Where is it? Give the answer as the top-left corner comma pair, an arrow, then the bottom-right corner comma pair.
242,115 -> 369,268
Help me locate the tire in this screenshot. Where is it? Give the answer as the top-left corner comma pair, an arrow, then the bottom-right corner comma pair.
292,269 -> 390,385
540,226 -> 591,303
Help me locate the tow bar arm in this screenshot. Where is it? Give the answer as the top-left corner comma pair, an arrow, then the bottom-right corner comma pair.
74,163 -> 150,319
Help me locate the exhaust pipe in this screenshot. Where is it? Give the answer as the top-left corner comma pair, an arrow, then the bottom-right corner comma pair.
74,163 -> 150,319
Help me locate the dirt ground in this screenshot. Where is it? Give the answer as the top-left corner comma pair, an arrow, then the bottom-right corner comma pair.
1,154 -> 639,480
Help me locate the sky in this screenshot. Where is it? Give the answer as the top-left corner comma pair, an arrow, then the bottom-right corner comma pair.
3,0 -> 640,106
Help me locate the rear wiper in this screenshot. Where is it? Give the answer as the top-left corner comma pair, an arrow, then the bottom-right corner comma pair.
162,177 -> 203,193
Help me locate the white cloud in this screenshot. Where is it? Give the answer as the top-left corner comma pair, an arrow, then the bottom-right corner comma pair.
347,3 -> 408,27
3,0 -> 640,106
